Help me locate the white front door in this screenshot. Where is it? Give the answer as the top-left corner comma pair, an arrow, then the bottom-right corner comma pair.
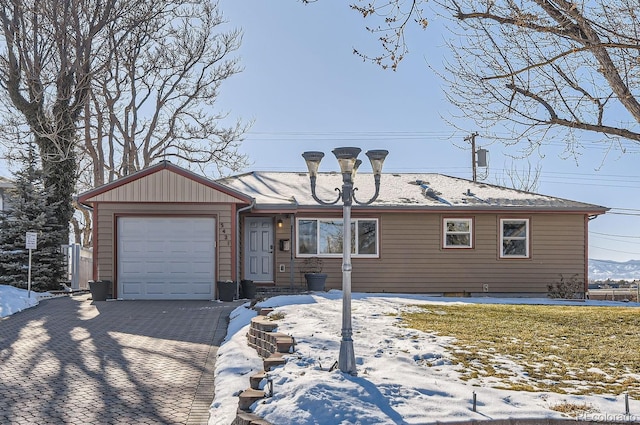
244,217 -> 274,283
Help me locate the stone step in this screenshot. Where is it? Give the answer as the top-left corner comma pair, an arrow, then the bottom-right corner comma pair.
250,316 -> 278,332
263,353 -> 286,371
255,286 -> 307,299
275,335 -> 294,353
250,371 -> 268,390
238,388 -> 265,411
249,419 -> 272,425
233,410 -> 273,425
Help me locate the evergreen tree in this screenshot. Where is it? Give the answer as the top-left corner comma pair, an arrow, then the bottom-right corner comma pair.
0,144 -> 65,291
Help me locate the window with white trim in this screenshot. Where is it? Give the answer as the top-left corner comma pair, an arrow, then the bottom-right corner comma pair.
443,218 -> 473,248
500,218 -> 529,258
296,218 -> 379,257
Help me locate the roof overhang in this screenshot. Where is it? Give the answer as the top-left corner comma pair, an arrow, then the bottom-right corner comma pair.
245,203 -> 610,216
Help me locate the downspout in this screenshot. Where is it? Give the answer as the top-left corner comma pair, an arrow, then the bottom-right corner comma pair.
289,197 -> 300,290
584,215 -> 589,297
236,199 -> 256,298
290,214 -> 294,289
585,213 -> 601,297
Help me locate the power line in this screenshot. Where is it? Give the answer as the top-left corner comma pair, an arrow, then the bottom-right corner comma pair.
590,235 -> 640,245
608,207 -> 640,212
589,244 -> 640,255
607,212 -> 640,217
242,131 -> 640,152
591,231 -> 640,239
537,180 -> 640,189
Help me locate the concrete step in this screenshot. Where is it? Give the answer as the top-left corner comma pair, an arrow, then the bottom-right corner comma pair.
250,371 -> 267,390
238,388 -> 265,411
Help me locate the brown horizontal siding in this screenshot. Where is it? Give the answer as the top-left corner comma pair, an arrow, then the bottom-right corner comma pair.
94,203 -> 234,294
273,217 -> 293,283
278,212 -> 587,294
217,208 -> 233,280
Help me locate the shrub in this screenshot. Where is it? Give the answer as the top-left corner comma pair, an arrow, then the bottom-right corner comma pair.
548,274 -> 584,299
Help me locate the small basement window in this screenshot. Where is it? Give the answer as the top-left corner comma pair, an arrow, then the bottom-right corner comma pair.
443,218 -> 473,248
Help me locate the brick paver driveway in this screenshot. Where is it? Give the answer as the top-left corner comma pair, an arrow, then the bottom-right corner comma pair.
0,294 -> 243,425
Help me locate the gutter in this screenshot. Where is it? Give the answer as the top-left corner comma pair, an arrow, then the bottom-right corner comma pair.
235,198 -> 256,298
73,195 -> 93,212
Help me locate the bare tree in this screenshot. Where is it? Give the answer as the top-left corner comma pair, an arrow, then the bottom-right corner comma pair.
0,1 -> 248,247
500,160 -> 542,192
69,0 -> 248,245
347,0 -> 640,154
78,0 -> 248,190
0,0 -> 117,248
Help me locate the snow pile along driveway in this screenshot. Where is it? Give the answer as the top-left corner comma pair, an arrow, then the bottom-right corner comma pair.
0,285 -> 45,318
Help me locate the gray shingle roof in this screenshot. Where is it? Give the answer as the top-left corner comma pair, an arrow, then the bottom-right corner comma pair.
217,171 -> 608,213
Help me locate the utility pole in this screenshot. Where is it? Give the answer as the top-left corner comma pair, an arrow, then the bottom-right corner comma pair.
464,132 -> 479,182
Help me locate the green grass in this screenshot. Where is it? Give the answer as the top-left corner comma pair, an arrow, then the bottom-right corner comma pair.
402,303 -> 640,397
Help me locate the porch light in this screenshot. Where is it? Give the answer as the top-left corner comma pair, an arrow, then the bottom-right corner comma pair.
277,218 -> 283,228
301,146 -> 388,376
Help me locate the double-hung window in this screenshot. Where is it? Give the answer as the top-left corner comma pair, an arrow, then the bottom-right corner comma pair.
443,218 -> 473,248
297,218 -> 379,257
500,218 -> 529,258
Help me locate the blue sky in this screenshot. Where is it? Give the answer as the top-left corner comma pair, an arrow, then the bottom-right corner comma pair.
216,1 -> 640,263
1,2 -> 635,262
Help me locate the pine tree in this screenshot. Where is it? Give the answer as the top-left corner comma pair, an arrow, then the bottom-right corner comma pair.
0,144 -> 65,291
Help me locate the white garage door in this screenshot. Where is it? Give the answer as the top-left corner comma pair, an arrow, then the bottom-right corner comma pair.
117,217 -> 216,300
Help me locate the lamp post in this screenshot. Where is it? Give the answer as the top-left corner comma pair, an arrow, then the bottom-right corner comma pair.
302,147 -> 388,375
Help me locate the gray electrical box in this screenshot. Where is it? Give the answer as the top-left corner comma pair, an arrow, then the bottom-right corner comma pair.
476,148 -> 488,167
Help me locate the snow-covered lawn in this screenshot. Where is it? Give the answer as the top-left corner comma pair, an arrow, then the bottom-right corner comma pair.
210,291 -> 640,425
3,284 -> 637,424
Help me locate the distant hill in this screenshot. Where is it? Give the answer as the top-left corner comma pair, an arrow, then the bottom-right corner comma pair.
589,259 -> 640,281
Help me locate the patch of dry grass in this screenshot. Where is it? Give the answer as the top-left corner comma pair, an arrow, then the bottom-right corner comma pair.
268,311 -> 286,321
549,401 -> 598,416
402,303 -> 640,397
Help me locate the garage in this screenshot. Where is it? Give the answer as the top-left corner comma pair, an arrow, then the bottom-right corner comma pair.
117,216 -> 216,300
78,161 -> 252,298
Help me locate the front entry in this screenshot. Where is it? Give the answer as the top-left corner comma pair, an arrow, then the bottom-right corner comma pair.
244,217 -> 274,283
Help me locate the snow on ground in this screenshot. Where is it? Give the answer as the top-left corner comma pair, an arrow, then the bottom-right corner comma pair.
210,291 -> 640,425
2,284 -> 637,424
0,284 -> 52,318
